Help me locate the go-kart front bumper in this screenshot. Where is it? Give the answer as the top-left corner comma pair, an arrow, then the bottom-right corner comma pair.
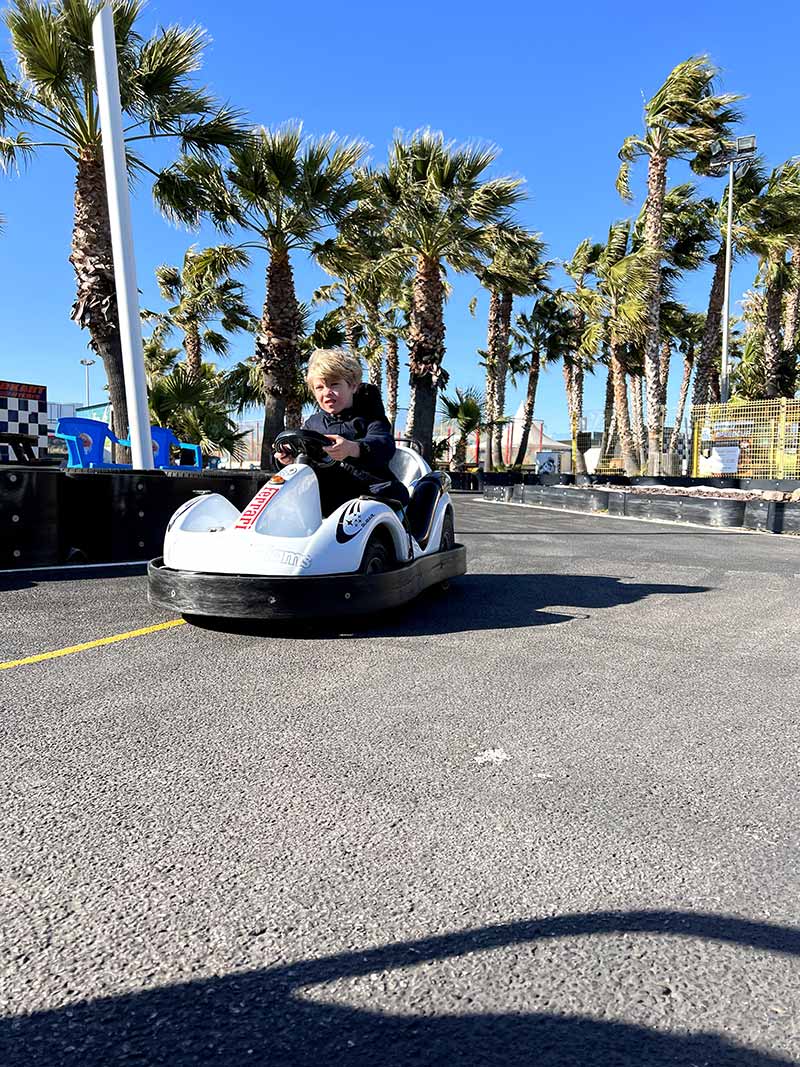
147,545 -> 466,620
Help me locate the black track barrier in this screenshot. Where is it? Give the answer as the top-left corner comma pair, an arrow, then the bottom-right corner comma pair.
0,467 -> 61,568
743,499 -> 778,533
58,469 -> 269,565
618,493 -> 746,527
487,484 -> 753,530
607,491 -> 627,516
751,500 -> 800,535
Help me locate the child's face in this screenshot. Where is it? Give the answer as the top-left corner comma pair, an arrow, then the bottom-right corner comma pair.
311,376 -> 356,415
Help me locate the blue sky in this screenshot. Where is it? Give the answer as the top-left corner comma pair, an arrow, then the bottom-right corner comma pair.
1,0 -> 798,436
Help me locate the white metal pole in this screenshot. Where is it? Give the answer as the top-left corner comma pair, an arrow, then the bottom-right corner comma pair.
720,160 -> 735,404
85,363 -> 90,407
92,5 -> 153,469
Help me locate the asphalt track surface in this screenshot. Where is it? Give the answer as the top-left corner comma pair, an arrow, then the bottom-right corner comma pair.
2,496 -> 799,1066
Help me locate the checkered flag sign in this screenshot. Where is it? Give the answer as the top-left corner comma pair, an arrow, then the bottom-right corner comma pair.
0,382 -> 49,462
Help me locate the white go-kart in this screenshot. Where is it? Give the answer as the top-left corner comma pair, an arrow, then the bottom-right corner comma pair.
147,429 -> 467,621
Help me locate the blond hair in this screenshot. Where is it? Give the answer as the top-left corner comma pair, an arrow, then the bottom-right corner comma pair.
306,348 -> 363,388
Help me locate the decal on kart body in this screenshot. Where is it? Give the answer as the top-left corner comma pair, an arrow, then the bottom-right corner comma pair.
261,547 -> 312,569
234,483 -> 281,530
335,499 -> 381,544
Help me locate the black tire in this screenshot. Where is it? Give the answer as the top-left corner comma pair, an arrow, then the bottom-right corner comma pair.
359,533 -> 393,575
439,509 -> 455,552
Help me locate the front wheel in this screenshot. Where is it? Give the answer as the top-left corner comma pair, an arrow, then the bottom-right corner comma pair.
359,533 -> 393,575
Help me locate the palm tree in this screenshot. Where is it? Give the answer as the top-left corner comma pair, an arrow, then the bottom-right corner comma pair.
691,159 -> 768,406
315,180 -> 403,396
784,244 -> 800,361
439,388 -> 486,468
646,185 -> 715,413
668,308 -> 705,453
0,1 -> 243,441
617,55 -> 742,470
378,278 -> 414,430
377,131 -> 524,461
476,227 -> 548,468
510,295 -> 574,467
143,246 -> 253,378
734,160 -> 800,397
222,305 -> 347,424
157,122 -> 366,462
578,222 -> 659,476
561,239 -> 604,473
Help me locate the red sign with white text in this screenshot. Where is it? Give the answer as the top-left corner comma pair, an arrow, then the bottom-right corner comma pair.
234,484 -> 281,530
0,381 -> 46,401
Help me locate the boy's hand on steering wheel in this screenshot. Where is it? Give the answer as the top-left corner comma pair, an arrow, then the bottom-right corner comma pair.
323,435 -> 360,461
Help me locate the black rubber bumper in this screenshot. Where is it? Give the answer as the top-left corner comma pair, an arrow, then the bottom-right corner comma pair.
147,545 -> 467,620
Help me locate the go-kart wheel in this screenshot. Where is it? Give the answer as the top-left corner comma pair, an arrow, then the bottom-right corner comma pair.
359,532 -> 394,575
439,510 -> 455,552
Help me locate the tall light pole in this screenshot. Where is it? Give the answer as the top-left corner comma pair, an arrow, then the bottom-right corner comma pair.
709,135 -> 757,404
80,358 -> 95,408
92,5 -> 153,469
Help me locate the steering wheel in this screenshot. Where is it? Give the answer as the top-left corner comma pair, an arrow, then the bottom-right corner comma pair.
273,428 -> 336,468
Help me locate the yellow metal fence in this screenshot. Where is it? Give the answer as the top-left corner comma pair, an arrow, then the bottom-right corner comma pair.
690,399 -> 800,479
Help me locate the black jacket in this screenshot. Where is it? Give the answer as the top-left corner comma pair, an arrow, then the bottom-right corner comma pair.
303,383 -> 398,480
302,384 -> 408,513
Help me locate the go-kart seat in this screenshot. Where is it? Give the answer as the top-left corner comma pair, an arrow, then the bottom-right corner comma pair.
405,473 -> 448,549
389,446 -> 429,488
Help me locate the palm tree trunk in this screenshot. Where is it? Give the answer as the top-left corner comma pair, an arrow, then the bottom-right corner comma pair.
406,255 -> 446,462
284,393 -> 303,428
344,296 -> 360,354
257,247 -> 302,466
70,151 -> 128,443
184,325 -> 202,378
611,337 -> 638,476
669,350 -> 694,453
367,347 -> 384,395
630,373 -> 645,469
784,244 -> 800,359
454,431 -> 468,467
599,365 -> 614,457
643,154 -> 668,471
692,248 -> 725,405
763,260 -> 785,399
571,359 -> 587,474
659,338 -> 671,408
492,291 -> 513,466
483,290 -> 502,472
513,349 -> 541,467
709,365 -> 721,403
385,334 -> 399,429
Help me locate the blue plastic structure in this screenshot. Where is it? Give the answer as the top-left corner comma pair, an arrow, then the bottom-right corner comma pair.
149,427 -> 202,470
55,417 -> 130,469
56,417 -> 203,470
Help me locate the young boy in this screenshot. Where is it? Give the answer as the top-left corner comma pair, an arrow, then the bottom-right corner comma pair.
274,348 -> 410,516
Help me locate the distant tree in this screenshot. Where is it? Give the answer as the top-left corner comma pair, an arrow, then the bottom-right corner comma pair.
617,55 -> 741,468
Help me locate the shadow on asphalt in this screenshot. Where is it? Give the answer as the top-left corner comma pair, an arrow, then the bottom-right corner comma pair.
186,573 -> 710,638
3,909 -> 797,1066
0,563 -> 147,593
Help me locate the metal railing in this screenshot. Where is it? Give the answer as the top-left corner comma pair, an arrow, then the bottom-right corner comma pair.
690,399 -> 800,479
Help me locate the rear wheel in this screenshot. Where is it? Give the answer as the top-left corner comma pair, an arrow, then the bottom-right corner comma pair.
359,532 -> 393,575
439,510 -> 455,552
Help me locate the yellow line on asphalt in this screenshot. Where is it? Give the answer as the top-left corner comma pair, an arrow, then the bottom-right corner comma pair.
0,619 -> 186,670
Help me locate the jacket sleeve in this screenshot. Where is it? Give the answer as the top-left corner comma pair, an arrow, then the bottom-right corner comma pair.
351,384 -> 396,472
357,415 -> 396,472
